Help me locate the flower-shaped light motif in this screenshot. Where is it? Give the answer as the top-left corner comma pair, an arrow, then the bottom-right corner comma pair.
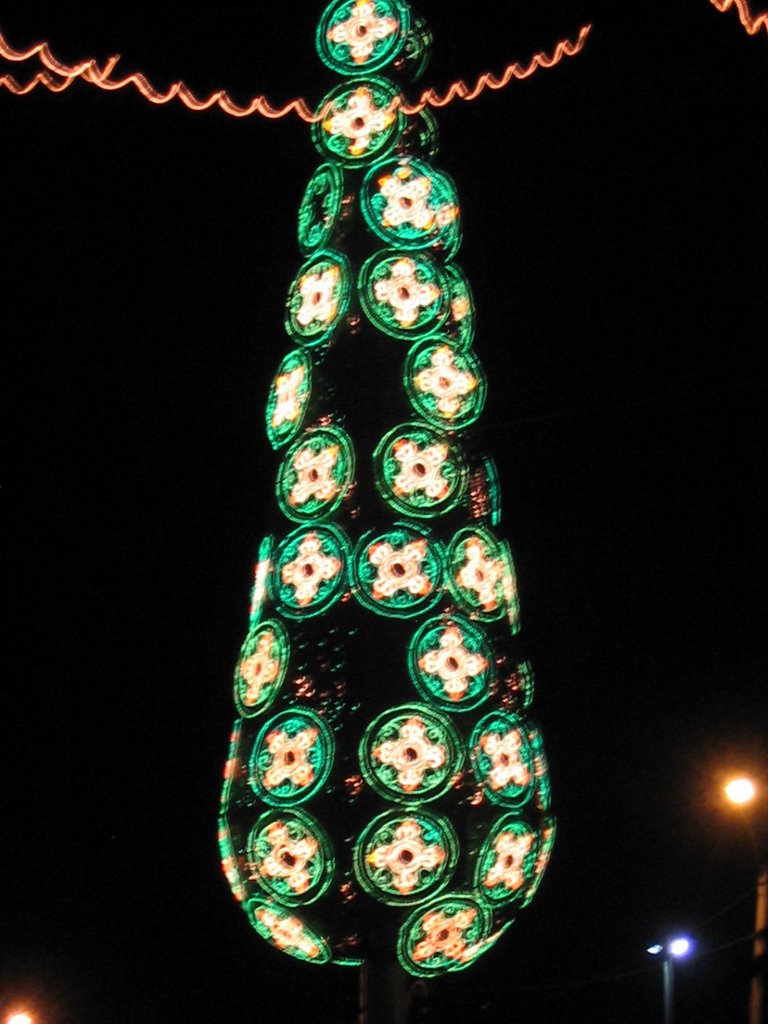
255,907 -> 321,959
281,532 -> 342,607
272,366 -> 306,429
419,625 -> 487,702
325,87 -> 396,157
260,820 -> 319,894
484,830 -> 534,893
239,631 -> 280,707
392,438 -> 450,500
368,818 -> 445,894
373,257 -> 441,327
481,729 -> 531,792
374,716 -> 446,792
290,444 -> 340,507
415,346 -> 477,418
456,537 -> 505,612
451,295 -> 470,321
368,538 -> 431,600
412,907 -> 478,964
263,726 -> 320,791
379,167 -> 458,232
327,1 -> 398,65
296,266 -> 340,328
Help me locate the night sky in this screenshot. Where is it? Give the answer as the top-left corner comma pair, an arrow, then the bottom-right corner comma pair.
2,2 -> 767,1023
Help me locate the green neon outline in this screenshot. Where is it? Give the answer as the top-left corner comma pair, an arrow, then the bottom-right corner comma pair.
474,814 -> 539,906
246,897 -> 332,964
427,264 -> 475,350
298,162 -> 345,255
248,536 -> 274,626
266,350 -> 313,451
408,614 -> 494,712
234,617 -> 290,719
361,158 -> 461,254
353,808 -> 458,906
218,816 -> 249,904
219,718 -> 243,816
404,339 -> 486,431
270,524 -> 351,619
284,249 -> 352,348
352,523 -> 445,619
312,77 -> 405,167
526,719 -> 552,813
276,425 -> 355,524
397,892 -> 493,977
373,421 -> 467,519
249,707 -> 335,807
358,702 -> 464,804
446,525 -> 518,624
316,0 -> 411,76
522,817 -> 557,907
248,808 -> 334,906
469,710 -> 536,809
359,249 -> 449,340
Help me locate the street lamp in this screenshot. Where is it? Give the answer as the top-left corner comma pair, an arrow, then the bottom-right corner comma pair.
724,775 -> 767,1024
646,935 -> 693,1024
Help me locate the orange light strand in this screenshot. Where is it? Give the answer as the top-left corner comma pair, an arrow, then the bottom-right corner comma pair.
709,0 -> 768,34
0,24 -> 591,120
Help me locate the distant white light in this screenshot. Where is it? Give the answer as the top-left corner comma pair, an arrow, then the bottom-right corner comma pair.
8,1013 -> 33,1024
669,937 -> 691,958
725,777 -> 756,805
646,943 -> 663,955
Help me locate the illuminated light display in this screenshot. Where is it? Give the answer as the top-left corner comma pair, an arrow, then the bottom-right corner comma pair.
249,808 -> 334,905
360,250 -> 449,339
527,721 -> 553,812
359,704 -> 464,803
234,618 -> 290,718
470,710 -> 536,808
312,77 -> 405,165
248,536 -> 274,624
474,814 -> 538,905
247,898 -> 332,963
265,350 -> 313,450
276,426 -> 355,522
399,106 -> 440,160
409,614 -> 493,711
709,0 -> 768,35
397,893 -> 493,977
447,525 -> 519,626
352,523 -> 445,617
373,422 -> 467,518
249,708 -> 334,806
405,340 -> 486,430
354,810 -> 458,905
219,818 -> 248,903
435,263 -> 475,349
467,456 -> 502,526
522,817 -> 557,907
317,0 -> 406,74
284,249 -> 352,347
0,24 -> 591,118
298,162 -> 347,255
361,157 -> 460,254
270,524 -> 350,618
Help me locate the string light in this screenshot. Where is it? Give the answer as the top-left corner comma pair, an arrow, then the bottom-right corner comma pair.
709,0 -> 768,35
0,24 -> 592,119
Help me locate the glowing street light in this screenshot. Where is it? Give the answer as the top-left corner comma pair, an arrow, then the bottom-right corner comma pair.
7,1013 -> 33,1024
726,777 -> 757,806
646,935 -> 693,1024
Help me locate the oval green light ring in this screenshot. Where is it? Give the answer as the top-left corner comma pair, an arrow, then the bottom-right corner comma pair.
233,617 -> 290,719
266,350 -> 313,451
249,708 -> 335,807
284,249 -> 351,348
361,158 -> 460,253
446,525 -> 518,624
359,249 -> 449,341
248,535 -> 274,626
316,0 -> 411,77
522,817 -> 557,907
397,892 -> 493,977
270,524 -> 351,619
298,162 -> 345,255
248,808 -> 334,906
246,897 -> 332,964
473,814 -> 539,907
373,421 -> 467,519
352,523 -> 445,618
404,339 -> 486,431
312,77 -> 405,168
276,425 -> 355,524
408,614 -> 494,712
469,710 -> 536,809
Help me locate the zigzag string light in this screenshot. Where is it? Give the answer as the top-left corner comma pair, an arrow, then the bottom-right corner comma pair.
709,0 -> 768,35
0,24 -> 591,119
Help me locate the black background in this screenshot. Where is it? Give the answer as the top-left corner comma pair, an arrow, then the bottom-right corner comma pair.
2,2 -> 766,1022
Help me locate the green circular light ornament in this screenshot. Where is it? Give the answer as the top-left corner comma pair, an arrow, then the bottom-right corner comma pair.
527,720 -> 552,813
361,158 -> 460,255
522,817 -> 556,907
374,422 -> 467,518
447,526 -> 519,625
317,0 -> 410,75
354,809 -> 458,905
474,815 -> 539,906
435,264 -> 475,350
234,618 -> 290,718
270,524 -> 351,619
359,703 -> 464,804
219,817 -> 248,904
298,163 -> 346,255
249,808 -> 334,906
359,249 -> 449,340
408,614 -> 493,712
266,350 -> 313,451
397,892 -> 494,977
285,250 -> 351,348
248,536 -> 274,625
312,77 -> 405,167
352,523 -> 445,618
277,426 -> 355,523
469,710 -> 536,809
246,898 -> 332,964
405,340 -> 486,430
249,708 -> 335,806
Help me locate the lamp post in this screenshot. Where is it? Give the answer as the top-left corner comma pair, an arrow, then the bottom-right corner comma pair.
724,775 -> 767,1024
647,936 -> 692,1024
